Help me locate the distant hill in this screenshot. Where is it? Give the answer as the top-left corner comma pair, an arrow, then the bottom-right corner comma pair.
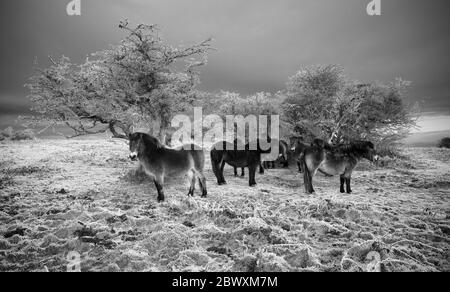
403,130 -> 450,147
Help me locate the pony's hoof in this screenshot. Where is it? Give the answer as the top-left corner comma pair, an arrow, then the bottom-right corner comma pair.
249,183 -> 257,187
347,191 -> 353,194
201,194 -> 208,198
340,190 -> 345,193
218,181 -> 227,186
157,198 -> 165,203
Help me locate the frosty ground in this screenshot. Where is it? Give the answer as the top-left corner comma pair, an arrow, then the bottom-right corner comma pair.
0,138 -> 449,272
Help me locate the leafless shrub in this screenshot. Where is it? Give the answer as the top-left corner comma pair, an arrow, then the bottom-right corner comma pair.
0,127 -> 35,141
438,137 -> 450,148
25,21 -> 213,141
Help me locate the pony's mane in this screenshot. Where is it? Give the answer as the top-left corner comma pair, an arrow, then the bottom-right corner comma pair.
334,141 -> 373,155
138,133 -> 165,149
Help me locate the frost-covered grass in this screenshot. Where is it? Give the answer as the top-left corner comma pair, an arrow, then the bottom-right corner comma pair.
0,139 -> 449,272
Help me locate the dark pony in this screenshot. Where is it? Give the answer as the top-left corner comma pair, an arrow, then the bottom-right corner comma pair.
301,140 -> 378,194
232,139 -> 265,177
262,140 -> 290,169
211,139 -> 271,187
129,132 -> 207,202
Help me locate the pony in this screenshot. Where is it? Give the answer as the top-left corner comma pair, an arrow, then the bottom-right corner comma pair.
210,139 -> 271,187
230,138 -> 254,177
301,140 -> 378,194
291,138 -> 330,173
230,138 -> 265,177
263,139 -> 290,169
128,132 -> 207,202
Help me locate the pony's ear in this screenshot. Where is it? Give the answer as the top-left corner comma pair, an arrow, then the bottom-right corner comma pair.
136,133 -> 144,144
156,138 -> 164,149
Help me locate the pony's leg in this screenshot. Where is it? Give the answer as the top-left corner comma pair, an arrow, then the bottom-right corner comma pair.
211,151 -> 224,185
212,162 -> 222,185
345,177 -> 352,194
340,175 -> 346,193
187,170 -> 196,197
283,156 -> 289,168
302,158 -> 315,194
219,160 -> 227,185
297,160 -> 303,173
303,169 -> 314,194
298,152 -> 305,173
234,167 -> 238,176
193,168 -> 207,198
310,170 -> 317,194
153,175 -> 165,202
307,170 -> 316,193
249,164 -> 257,186
241,168 -> 245,177
259,162 -> 265,174
197,172 -> 208,198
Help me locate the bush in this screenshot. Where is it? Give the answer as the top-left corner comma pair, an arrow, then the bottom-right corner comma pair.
438,137 -> 450,149
369,144 -> 413,169
1,127 -> 14,138
11,129 -> 35,141
282,65 -> 416,144
0,127 -> 35,141
375,144 -> 407,159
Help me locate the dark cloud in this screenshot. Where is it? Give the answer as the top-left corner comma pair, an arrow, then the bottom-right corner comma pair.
0,0 -> 449,129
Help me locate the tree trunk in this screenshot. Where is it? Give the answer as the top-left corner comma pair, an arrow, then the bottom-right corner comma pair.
158,117 -> 170,144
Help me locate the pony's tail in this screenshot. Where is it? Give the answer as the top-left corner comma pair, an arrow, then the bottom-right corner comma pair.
210,149 -> 222,179
301,154 -> 313,194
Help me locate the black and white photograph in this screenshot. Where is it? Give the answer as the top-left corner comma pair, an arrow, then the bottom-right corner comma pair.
0,0 -> 449,275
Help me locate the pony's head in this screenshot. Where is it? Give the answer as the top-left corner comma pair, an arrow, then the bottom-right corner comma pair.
359,141 -> 379,162
341,140 -> 378,162
311,138 -> 333,150
128,132 -> 163,161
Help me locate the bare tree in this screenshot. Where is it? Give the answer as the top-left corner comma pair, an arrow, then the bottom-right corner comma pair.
25,21 -> 213,140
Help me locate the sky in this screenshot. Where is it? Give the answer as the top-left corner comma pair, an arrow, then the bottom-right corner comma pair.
0,0 -> 449,132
